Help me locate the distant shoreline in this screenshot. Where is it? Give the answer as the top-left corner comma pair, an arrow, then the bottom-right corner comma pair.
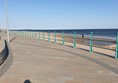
35,31 -> 116,50
11,29 -> 118,39
12,29 -> 117,50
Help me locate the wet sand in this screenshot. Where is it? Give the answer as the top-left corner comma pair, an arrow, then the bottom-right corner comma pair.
53,33 -> 116,50
26,32 -> 116,56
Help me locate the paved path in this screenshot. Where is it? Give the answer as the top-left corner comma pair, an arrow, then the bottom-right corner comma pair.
0,35 -> 118,83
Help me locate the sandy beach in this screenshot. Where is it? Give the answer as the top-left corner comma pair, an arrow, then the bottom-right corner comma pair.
24,31 -> 116,57
40,32 -> 116,50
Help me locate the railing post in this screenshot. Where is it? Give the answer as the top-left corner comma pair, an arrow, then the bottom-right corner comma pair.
32,32 -> 33,38
26,32 -> 27,37
23,32 -> 24,36
22,31 -> 24,36
27,32 -> 28,37
34,32 -> 35,38
62,31 -> 64,45
115,32 -> 118,59
48,31 -> 50,42
26,32 -> 28,37
90,32 -> 93,53
38,32 -> 40,40
54,31 -> 56,43
28,32 -> 29,37
30,32 -> 31,37
32,32 -> 34,38
24,31 -> 26,37
29,31 -> 30,37
35,32 -> 37,38
23,32 -> 25,36
25,32 -> 26,37
23,31 -> 25,36
43,32 -> 45,40
31,32 -> 33,38
73,32 -> 76,48
21,31 -> 22,36
25,32 -> 26,36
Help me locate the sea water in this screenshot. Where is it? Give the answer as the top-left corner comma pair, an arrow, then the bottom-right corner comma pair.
20,29 -> 118,40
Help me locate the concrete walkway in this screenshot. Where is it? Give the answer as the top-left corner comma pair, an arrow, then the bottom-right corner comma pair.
0,35 -> 118,83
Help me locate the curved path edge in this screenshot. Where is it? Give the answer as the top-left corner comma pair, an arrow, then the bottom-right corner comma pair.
0,40 -> 13,77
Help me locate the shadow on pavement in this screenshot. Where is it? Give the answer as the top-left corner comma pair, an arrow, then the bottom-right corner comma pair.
9,36 -> 17,42
24,79 -> 31,83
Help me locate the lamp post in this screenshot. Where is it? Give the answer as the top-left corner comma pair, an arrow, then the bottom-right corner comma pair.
6,0 -> 9,42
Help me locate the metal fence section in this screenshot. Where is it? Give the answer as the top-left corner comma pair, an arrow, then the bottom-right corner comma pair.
10,31 -> 117,59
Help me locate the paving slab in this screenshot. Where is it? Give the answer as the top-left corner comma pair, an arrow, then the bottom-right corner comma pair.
0,35 -> 118,83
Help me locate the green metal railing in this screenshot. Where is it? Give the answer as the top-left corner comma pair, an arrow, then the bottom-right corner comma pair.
43,32 -> 45,40
115,32 -> 118,59
62,31 -> 65,45
38,32 -> 40,40
73,32 -> 76,48
11,31 -> 118,59
54,31 -> 56,43
48,31 -> 50,42
90,32 -> 93,53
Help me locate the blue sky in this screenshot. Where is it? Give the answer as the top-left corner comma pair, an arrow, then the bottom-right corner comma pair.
0,0 -> 118,29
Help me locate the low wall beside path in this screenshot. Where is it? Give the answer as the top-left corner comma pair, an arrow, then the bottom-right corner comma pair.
0,39 -> 13,77
0,40 -> 9,65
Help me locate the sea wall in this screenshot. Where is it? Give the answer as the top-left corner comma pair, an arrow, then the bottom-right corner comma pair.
0,40 -> 13,77
0,40 -> 9,65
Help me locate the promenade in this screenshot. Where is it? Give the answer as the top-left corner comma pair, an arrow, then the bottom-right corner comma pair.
0,35 -> 118,83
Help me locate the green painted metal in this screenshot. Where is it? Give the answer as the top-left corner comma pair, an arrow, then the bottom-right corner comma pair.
43,32 -> 45,40
32,32 -> 33,37
26,32 -> 27,37
115,32 -> 118,59
38,32 -> 40,40
90,32 -> 93,53
24,32 -> 25,36
28,32 -> 29,37
62,31 -> 64,45
23,32 -> 24,36
21,32 -> 22,36
32,32 -> 33,38
22,32 -> 24,36
36,32 -> 37,39
31,32 -> 33,38
48,31 -> 50,42
30,32 -> 32,37
23,32 -> 25,36
32,32 -> 34,38
54,31 -> 56,43
27,32 -> 28,37
24,31 -> 26,36
73,32 -> 76,48
34,32 -> 35,38
25,32 -> 27,37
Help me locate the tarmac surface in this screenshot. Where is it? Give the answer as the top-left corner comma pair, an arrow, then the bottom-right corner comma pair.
0,35 -> 118,83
